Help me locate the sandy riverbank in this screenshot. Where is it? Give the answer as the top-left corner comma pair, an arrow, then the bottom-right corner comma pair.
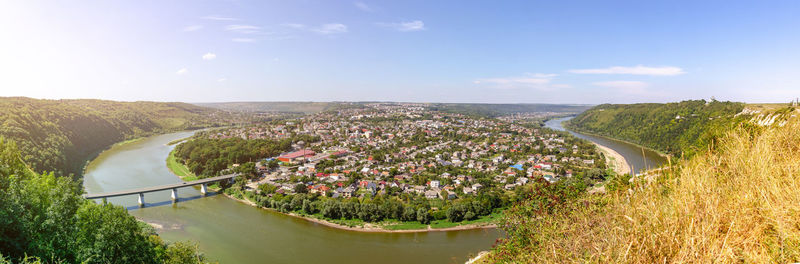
222,192 -> 497,233
594,143 -> 631,175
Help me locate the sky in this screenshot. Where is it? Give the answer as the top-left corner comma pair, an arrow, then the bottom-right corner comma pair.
1,0 -> 799,104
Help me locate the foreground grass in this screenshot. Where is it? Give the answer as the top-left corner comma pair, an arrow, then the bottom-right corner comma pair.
489,120 -> 800,263
166,149 -> 198,181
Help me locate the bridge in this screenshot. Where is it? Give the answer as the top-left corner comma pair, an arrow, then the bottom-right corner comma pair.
84,174 -> 238,207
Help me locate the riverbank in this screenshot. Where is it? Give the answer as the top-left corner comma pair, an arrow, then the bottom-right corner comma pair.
222,191 -> 498,233
166,149 -> 198,181
593,143 -> 630,175
563,124 -> 670,158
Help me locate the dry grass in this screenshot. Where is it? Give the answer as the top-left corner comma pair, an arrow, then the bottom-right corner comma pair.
495,120 -> 800,263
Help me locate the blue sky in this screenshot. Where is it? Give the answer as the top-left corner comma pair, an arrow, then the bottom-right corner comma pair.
1,0 -> 799,104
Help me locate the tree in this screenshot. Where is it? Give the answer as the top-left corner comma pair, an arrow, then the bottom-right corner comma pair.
0,138 -> 210,264
416,208 -> 430,224
294,184 -> 308,194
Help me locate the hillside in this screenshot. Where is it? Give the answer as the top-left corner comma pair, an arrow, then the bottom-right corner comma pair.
565,100 -> 748,157
0,97 -> 232,177
0,138 -> 210,264
485,113 -> 800,263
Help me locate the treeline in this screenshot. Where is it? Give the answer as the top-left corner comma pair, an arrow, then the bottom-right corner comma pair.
173,135 -> 317,177
0,138 -> 211,264
237,180 -> 515,225
566,100 -> 748,156
0,97 -> 232,177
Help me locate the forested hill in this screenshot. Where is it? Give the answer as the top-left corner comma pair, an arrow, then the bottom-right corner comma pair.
0,97 -> 232,177
565,100 -> 748,156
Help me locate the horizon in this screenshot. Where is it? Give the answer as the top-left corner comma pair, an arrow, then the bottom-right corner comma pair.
2,1 -> 799,104
3,95 -> 791,105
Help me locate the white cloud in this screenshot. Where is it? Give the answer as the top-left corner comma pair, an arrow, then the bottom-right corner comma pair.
282,23 -> 306,29
232,38 -> 256,43
378,20 -> 426,32
182,25 -> 203,32
569,65 -> 685,76
354,2 -> 373,12
202,53 -> 216,60
592,81 -> 649,94
225,24 -> 261,34
474,73 -> 563,90
217,78 -> 227,82
312,23 -> 348,34
176,68 -> 188,75
283,23 -> 348,35
202,15 -> 239,21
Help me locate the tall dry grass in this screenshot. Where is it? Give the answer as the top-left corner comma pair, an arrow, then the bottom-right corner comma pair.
494,120 -> 800,263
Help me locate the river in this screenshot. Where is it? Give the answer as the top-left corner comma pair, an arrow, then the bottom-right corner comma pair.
544,117 -> 667,174
83,131 -> 500,264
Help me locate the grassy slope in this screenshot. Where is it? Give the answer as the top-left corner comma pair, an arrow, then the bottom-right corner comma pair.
486,119 -> 800,263
166,149 -> 198,181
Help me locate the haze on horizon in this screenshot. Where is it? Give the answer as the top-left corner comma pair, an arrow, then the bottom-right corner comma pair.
1,0 -> 798,104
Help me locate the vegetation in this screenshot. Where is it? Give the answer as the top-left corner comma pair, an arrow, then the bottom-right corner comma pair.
0,137 -> 212,264
566,100 -> 748,157
224,171 -> 599,230
487,119 -> 800,263
167,150 -> 198,181
0,97 -> 232,177
173,136 -> 304,178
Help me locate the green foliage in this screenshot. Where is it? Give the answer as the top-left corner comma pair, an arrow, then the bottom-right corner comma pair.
0,97 -> 229,177
490,177 -> 586,263
173,138 -> 293,177
566,100 -> 747,157
0,137 -> 210,264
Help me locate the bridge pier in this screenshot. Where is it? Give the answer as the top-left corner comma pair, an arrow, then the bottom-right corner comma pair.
101,197 -> 107,204
171,188 -> 178,202
138,193 -> 145,207
201,183 -> 208,196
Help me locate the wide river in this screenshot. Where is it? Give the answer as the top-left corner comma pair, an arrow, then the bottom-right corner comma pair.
544,117 -> 667,174
83,131 -> 500,264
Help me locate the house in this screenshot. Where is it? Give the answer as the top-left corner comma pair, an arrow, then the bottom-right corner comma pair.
429,180 -> 440,188
424,190 -> 438,199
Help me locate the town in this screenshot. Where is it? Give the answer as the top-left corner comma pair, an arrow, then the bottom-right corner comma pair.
174,103 -> 608,227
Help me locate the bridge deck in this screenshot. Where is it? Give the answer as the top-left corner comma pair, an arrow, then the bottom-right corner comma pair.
84,174 -> 237,199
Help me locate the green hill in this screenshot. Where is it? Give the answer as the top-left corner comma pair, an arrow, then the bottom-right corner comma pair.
0,97 -> 231,177
565,100 -> 748,157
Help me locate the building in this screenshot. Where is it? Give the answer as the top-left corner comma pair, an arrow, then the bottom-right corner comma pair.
278,149 -> 316,163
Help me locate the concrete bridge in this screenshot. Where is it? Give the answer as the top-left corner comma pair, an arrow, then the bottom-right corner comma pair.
84,174 -> 238,207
